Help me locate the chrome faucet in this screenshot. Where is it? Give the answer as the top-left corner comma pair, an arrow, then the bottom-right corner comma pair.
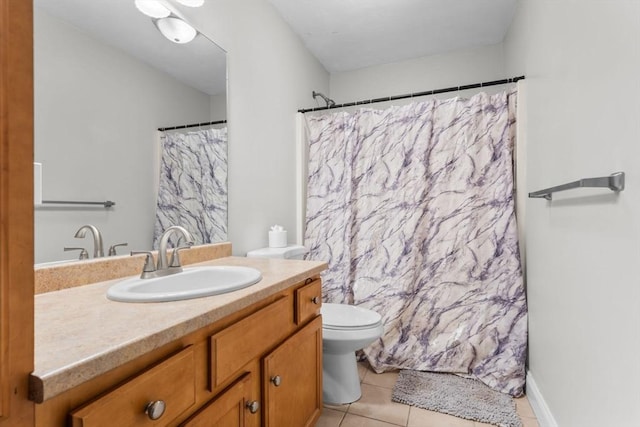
157,225 -> 194,272
74,225 -> 104,258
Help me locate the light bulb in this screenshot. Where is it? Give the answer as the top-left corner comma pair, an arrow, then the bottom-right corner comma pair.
176,0 -> 204,7
155,17 -> 197,44
135,0 -> 171,18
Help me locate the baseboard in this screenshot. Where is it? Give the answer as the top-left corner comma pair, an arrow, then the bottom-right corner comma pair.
526,371 -> 558,427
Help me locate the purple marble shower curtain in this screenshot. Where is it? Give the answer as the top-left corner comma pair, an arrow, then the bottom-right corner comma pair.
154,127 -> 227,248
304,91 -> 527,396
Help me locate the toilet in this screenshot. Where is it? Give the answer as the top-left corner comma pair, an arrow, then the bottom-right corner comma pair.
247,245 -> 384,405
321,303 -> 383,404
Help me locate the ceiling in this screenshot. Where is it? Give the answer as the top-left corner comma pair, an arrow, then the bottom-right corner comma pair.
33,0 -> 227,96
268,0 -> 519,73
33,0 -> 518,94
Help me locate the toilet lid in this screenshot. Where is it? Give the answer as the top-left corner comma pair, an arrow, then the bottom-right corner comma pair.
321,303 -> 382,330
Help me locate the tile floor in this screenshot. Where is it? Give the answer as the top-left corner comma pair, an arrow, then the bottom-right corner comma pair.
316,363 -> 540,427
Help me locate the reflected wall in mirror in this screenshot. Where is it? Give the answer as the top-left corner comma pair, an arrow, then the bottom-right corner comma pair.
33,0 -> 227,264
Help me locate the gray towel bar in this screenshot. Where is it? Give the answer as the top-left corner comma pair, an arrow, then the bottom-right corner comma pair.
528,172 -> 625,200
41,200 -> 115,208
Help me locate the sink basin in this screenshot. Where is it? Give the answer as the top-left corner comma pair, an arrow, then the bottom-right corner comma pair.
106,266 -> 262,303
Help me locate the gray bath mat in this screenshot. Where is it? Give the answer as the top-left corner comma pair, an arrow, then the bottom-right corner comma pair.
392,370 -> 521,427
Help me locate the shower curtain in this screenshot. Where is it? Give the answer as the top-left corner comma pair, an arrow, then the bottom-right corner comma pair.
304,90 -> 527,396
154,127 -> 227,247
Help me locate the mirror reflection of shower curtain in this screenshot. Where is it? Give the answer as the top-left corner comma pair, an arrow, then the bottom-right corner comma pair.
304,90 -> 527,397
154,127 -> 228,248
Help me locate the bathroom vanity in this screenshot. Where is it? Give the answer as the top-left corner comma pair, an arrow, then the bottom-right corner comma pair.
31,245 -> 326,427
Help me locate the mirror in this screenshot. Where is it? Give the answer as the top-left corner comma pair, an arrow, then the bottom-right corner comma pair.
33,0 -> 227,264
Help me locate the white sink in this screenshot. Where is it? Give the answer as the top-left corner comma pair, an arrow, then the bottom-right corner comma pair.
106,266 -> 262,303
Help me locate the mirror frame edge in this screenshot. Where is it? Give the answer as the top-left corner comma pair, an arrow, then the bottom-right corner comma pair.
0,0 -> 35,424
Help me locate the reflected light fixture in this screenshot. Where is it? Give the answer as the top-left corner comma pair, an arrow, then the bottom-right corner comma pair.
154,17 -> 197,44
135,0 -> 200,44
134,0 -> 170,18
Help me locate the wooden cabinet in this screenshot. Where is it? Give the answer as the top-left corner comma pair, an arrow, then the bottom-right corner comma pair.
181,373 -> 256,427
36,276 -> 323,427
210,297 -> 292,389
70,347 -> 196,427
263,317 -> 322,427
294,278 -> 322,325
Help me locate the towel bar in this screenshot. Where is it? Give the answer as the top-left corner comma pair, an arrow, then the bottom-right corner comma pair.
528,172 -> 625,200
41,200 -> 115,208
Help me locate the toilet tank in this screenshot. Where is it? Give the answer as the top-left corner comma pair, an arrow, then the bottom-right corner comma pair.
246,245 -> 308,260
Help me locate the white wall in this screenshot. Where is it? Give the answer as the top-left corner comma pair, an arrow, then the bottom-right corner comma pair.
210,94 -> 227,121
34,9 -> 211,263
505,1 -> 640,426
329,44 -> 506,103
178,0 -> 330,255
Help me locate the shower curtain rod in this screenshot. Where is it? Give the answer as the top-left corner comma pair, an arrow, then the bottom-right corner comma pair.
298,75 -> 525,113
158,119 -> 227,132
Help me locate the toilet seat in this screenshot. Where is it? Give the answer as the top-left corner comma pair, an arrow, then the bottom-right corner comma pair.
322,303 -> 382,331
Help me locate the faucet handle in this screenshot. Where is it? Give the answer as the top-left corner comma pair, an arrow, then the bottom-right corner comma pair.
64,247 -> 89,260
130,251 -> 156,273
169,244 -> 193,268
108,243 -> 128,256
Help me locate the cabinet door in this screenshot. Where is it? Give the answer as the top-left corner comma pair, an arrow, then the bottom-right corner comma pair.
262,316 -> 322,427
181,373 -> 258,427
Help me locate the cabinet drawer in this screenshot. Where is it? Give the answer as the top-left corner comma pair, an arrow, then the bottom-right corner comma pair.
70,346 -> 196,427
210,297 -> 292,388
295,278 -> 322,325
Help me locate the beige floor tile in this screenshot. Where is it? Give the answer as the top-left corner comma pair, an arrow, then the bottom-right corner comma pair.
357,361 -> 370,382
362,369 -> 399,389
473,423 -> 494,427
515,396 -> 536,419
407,407 -> 475,427
324,402 -> 350,413
521,417 -> 540,427
340,413 -> 404,427
316,408 -> 345,427
348,383 -> 410,426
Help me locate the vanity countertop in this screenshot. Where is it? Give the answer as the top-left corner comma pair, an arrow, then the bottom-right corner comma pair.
30,256 -> 326,403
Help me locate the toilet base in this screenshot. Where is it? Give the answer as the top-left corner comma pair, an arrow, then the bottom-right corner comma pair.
322,352 -> 362,405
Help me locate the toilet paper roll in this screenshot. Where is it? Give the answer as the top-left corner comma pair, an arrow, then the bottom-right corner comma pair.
269,230 -> 287,248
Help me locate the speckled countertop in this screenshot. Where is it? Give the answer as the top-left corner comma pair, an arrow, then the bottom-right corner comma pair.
31,256 -> 326,403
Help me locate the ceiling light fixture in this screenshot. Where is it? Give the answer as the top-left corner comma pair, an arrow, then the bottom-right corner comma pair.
153,17 -> 198,44
175,0 -> 205,7
134,0 -> 171,18
134,0 -> 200,44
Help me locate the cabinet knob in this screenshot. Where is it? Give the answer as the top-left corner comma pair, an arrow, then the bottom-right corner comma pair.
270,375 -> 282,387
246,400 -> 260,414
144,400 -> 166,420
311,296 -> 320,304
